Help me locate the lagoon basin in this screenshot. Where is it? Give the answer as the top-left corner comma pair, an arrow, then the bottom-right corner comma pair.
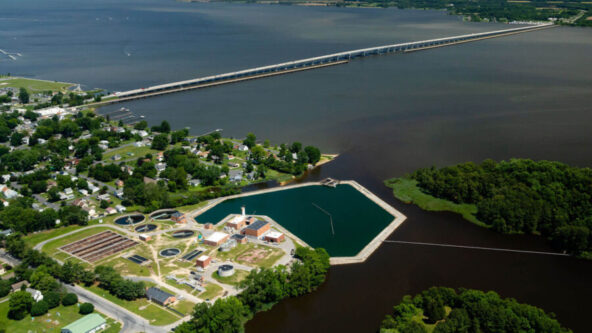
195,184 -> 395,257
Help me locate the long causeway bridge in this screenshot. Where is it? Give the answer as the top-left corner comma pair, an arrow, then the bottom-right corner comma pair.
97,23 -> 553,105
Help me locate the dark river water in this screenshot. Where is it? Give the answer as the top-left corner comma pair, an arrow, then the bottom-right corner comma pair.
2,0 -> 592,331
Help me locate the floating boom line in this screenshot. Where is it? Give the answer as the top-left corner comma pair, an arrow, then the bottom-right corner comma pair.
312,202 -> 335,236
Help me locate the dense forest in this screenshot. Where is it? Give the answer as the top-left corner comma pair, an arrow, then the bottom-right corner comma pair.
381,287 -> 571,333
410,159 -> 592,255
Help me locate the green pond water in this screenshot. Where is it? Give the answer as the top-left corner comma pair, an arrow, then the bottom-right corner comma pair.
195,184 -> 394,257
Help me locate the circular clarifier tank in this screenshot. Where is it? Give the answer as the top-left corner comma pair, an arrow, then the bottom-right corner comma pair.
114,214 -> 145,225
134,224 -> 157,233
159,248 -> 181,257
150,209 -> 179,220
172,230 -> 195,238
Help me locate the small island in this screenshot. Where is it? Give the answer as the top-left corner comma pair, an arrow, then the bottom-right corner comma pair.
380,287 -> 571,333
386,159 -> 592,257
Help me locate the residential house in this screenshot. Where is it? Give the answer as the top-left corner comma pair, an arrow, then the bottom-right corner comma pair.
26,288 -> 43,302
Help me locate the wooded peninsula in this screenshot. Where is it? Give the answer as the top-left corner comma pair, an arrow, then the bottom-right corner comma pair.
386,159 -> 592,257
380,287 -> 571,333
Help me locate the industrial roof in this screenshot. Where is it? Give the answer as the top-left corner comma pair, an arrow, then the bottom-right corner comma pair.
197,255 -> 210,262
146,287 -> 174,304
206,232 -> 229,243
246,219 -> 269,231
61,314 -> 106,333
228,215 -> 245,224
266,231 -> 283,239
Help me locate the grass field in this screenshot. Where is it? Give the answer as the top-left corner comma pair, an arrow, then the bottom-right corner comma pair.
0,77 -> 73,92
102,145 -> 157,161
384,177 -> 486,228
198,283 -> 223,301
84,284 -> 180,326
212,269 -> 250,286
0,301 -> 121,333
171,300 -> 196,315
24,224 -> 86,248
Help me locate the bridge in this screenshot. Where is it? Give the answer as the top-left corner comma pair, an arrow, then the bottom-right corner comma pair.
96,23 -> 553,105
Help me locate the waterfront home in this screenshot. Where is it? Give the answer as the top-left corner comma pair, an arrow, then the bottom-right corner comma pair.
237,144 -> 249,152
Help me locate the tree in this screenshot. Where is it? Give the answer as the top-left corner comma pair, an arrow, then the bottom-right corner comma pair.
243,133 -> 256,148
304,146 -> 321,165
47,187 -> 60,202
424,298 -> 445,323
134,120 -> 148,130
18,88 -> 29,104
8,290 -> 34,320
290,142 -> 302,153
44,291 -> 61,309
552,226 -> 589,255
189,297 -> 247,333
62,293 -> 78,306
0,279 -> 12,298
59,206 -> 89,226
10,132 -> 24,147
30,300 -> 49,316
79,302 -> 94,314
151,133 -> 169,150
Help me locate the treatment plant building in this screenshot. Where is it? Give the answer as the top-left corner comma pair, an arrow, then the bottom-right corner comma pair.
242,219 -> 270,238
204,232 -> 230,246
61,313 -> 107,333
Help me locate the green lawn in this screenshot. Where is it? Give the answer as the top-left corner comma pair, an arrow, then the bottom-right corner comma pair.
84,285 -> 181,326
171,300 -> 196,316
0,77 -> 73,92
177,200 -> 209,213
212,269 -> 250,286
23,225 -> 85,248
198,283 -> 224,301
385,177 -> 487,228
103,256 -> 155,277
102,145 -> 157,161
0,301 -> 120,333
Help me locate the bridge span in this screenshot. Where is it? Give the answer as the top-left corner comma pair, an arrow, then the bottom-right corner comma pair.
96,23 -> 552,105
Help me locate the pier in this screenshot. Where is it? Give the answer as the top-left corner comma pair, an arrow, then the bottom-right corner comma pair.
91,23 -> 553,106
